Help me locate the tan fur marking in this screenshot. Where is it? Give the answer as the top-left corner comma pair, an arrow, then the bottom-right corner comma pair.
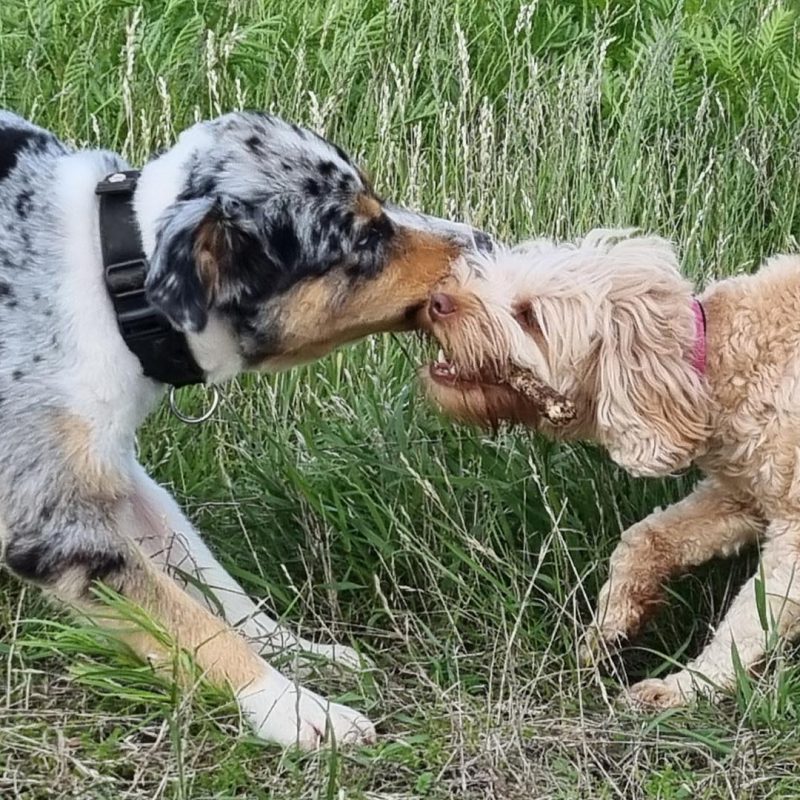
51,412 -> 128,499
264,228 -> 457,368
193,215 -> 224,299
355,193 -> 382,219
64,538 -> 265,690
119,560 -> 265,688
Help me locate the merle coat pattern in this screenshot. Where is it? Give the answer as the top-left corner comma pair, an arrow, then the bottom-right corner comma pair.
0,110 -> 485,748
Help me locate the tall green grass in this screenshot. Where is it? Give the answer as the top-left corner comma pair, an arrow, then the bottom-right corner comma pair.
2,1 -> 800,797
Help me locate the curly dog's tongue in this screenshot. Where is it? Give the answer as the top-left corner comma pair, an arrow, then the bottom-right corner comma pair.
501,366 -> 576,426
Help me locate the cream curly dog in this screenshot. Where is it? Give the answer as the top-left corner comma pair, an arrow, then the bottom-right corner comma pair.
419,228 -> 800,708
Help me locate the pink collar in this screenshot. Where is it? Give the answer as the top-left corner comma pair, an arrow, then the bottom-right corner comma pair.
691,299 -> 707,375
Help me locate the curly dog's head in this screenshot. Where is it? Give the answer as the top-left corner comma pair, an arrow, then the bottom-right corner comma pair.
420,229 -> 710,476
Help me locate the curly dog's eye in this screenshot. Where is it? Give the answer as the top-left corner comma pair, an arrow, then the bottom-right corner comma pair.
514,306 -> 541,335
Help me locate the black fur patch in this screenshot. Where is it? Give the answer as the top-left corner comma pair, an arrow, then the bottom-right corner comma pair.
15,190 -> 33,218
5,540 -> 50,580
319,207 -> 339,228
473,229 -> 494,253
340,211 -> 354,236
304,178 -> 321,197
0,128 -> 51,182
218,222 -> 286,303
6,540 -> 126,585
267,216 -> 300,267
245,135 -> 263,153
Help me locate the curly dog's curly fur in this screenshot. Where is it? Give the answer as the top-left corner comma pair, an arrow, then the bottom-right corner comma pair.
420,229 -> 800,708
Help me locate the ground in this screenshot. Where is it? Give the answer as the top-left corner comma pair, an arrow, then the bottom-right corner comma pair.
2,0 -> 800,798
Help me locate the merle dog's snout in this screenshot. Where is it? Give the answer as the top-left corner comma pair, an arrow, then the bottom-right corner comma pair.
384,204 -> 494,255
442,225 -> 494,256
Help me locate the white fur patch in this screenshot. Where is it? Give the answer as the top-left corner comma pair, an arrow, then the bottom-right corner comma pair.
53,152 -> 163,460
237,667 -> 376,749
133,123 -> 215,258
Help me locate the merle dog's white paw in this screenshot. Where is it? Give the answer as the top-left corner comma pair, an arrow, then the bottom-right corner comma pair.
238,673 -> 376,749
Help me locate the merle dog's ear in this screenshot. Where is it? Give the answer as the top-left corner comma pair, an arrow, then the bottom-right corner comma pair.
145,196 -> 218,332
146,196 -> 270,333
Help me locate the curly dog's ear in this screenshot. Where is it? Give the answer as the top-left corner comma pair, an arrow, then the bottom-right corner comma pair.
592,242 -> 709,477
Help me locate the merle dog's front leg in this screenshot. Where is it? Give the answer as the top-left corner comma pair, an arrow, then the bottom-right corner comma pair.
128,463 -> 369,670
3,464 -> 375,749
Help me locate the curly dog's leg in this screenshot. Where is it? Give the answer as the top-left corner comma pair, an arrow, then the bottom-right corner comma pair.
584,478 -> 763,659
629,518 -> 800,708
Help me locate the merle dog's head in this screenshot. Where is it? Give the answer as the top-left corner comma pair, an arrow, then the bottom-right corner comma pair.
137,111 -> 490,373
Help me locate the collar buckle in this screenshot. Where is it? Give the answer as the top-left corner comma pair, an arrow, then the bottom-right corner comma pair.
95,171 -> 140,195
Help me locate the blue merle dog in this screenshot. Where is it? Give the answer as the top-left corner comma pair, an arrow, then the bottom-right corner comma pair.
0,110 -> 485,748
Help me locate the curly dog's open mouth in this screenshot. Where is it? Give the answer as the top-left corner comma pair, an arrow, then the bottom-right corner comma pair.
423,344 -> 576,426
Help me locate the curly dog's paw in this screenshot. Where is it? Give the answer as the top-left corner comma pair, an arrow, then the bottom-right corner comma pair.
627,677 -> 689,709
625,669 -> 713,710
579,625 -> 627,665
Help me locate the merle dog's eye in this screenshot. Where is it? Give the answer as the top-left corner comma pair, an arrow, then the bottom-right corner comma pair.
354,216 -> 393,252
355,228 -> 379,250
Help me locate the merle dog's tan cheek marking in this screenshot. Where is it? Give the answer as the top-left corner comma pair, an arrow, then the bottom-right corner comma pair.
337,229 -> 458,330
263,229 -> 458,364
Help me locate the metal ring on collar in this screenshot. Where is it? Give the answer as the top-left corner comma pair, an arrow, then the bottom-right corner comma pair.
168,385 -> 220,424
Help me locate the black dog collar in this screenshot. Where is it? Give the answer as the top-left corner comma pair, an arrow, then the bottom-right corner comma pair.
96,170 -> 205,388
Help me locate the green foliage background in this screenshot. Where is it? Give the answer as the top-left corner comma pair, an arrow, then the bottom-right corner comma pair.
1,1 -> 799,798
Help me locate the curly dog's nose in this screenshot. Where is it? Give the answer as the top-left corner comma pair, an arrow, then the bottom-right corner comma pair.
429,293 -> 456,321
